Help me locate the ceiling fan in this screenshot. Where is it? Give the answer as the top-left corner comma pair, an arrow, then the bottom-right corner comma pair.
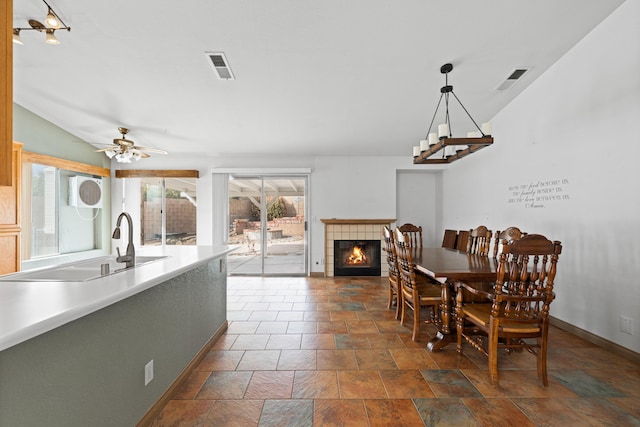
95,127 -> 168,163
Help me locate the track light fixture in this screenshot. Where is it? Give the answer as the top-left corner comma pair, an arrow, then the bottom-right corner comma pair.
13,0 -> 70,45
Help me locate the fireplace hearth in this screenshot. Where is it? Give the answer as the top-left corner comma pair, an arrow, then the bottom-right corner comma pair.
334,240 -> 381,276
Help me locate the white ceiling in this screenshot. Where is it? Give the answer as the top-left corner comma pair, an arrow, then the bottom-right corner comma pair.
13,0 -> 624,159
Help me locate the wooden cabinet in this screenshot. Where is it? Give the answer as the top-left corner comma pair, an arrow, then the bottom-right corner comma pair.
0,142 -> 22,275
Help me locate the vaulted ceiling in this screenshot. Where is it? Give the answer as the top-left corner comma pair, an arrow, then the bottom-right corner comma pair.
13,0 -> 624,159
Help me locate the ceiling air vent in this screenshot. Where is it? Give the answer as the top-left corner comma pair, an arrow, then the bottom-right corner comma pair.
207,52 -> 235,80
495,68 -> 529,91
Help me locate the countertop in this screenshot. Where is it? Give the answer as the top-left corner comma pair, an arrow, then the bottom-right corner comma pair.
0,245 -> 233,352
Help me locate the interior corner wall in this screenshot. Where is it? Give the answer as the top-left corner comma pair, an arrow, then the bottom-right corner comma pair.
310,157 -> 398,273
441,0 -> 640,353
396,171 -> 439,247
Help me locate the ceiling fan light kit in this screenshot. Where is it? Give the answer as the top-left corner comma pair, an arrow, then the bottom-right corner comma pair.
13,0 -> 70,45
96,127 -> 168,163
413,63 -> 494,165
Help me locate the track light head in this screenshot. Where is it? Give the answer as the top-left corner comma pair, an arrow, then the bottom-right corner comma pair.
13,29 -> 23,45
45,8 -> 60,29
45,29 -> 60,45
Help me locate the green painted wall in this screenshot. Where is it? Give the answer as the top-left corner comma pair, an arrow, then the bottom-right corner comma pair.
13,103 -> 109,167
13,103 -> 112,269
0,257 -> 227,426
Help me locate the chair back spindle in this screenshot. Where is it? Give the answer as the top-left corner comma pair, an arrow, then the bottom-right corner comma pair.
492,226 -> 526,258
383,226 -> 401,319
398,223 -> 423,248
467,225 -> 492,256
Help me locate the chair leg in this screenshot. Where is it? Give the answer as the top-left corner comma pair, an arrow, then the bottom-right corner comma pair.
394,288 -> 402,320
412,302 -> 420,342
387,280 -> 394,310
488,322 -> 499,387
538,334 -> 549,387
456,309 -> 463,354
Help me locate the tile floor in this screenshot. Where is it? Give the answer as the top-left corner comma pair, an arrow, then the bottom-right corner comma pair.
150,276 -> 640,426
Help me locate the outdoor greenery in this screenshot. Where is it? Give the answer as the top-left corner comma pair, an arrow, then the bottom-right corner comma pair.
250,197 -> 285,221
143,185 -> 183,200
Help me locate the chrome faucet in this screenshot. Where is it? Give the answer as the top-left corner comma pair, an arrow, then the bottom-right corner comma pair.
112,212 -> 136,268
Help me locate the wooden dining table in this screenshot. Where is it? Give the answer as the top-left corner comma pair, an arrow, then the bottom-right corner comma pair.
411,247 -> 497,351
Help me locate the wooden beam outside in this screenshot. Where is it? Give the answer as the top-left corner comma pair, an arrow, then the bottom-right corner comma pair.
115,170 -> 199,179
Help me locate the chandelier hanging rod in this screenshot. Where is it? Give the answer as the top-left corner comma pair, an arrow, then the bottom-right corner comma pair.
413,63 -> 494,165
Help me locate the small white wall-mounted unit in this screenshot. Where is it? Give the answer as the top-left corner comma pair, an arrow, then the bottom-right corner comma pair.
69,176 -> 103,208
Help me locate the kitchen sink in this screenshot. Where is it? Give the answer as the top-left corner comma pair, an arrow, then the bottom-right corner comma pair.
0,256 -> 168,282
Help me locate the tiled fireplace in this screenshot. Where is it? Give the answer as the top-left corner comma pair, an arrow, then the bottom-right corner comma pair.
321,219 -> 395,277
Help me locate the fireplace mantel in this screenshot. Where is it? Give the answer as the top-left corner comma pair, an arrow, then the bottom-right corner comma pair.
321,218 -> 396,225
322,218 -> 395,277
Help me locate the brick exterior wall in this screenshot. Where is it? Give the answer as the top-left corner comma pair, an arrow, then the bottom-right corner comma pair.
143,198 -> 196,240
233,216 -> 304,237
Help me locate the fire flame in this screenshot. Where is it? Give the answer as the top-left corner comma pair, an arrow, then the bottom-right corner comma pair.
346,245 -> 368,265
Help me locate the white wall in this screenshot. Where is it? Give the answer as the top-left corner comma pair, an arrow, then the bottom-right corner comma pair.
441,0 -> 640,353
396,171 -> 439,247
308,156 -> 437,272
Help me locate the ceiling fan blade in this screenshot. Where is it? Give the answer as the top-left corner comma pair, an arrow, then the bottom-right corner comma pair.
130,149 -> 152,158
132,146 -> 168,154
95,146 -> 119,152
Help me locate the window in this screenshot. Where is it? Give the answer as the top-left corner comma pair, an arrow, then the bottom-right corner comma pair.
21,152 -> 110,264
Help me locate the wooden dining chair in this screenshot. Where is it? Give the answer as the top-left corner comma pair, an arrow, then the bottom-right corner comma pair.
441,229 -> 458,249
398,223 -> 423,248
454,234 -> 562,387
467,225 -> 492,255
492,226 -> 526,258
382,226 -> 402,319
455,230 -> 470,252
394,227 -> 442,341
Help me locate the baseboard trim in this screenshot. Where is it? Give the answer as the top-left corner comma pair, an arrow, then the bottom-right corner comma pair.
137,321 -> 229,426
309,272 -> 325,278
550,316 -> 640,365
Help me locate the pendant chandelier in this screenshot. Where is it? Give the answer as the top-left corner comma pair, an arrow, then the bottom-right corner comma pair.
413,63 -> 493,164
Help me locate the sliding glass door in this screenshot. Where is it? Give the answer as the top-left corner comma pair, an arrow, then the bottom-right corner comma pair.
140,177 -> 197,246
227,175 -> 307,275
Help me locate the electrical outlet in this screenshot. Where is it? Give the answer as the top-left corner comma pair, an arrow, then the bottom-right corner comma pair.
620,315 -> 633,335
145,360 -> 154,386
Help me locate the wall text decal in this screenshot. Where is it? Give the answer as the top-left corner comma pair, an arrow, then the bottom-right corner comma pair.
508,179 -> 570,208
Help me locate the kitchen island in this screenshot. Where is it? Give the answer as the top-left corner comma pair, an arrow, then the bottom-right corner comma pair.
0,245 -> 232,427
